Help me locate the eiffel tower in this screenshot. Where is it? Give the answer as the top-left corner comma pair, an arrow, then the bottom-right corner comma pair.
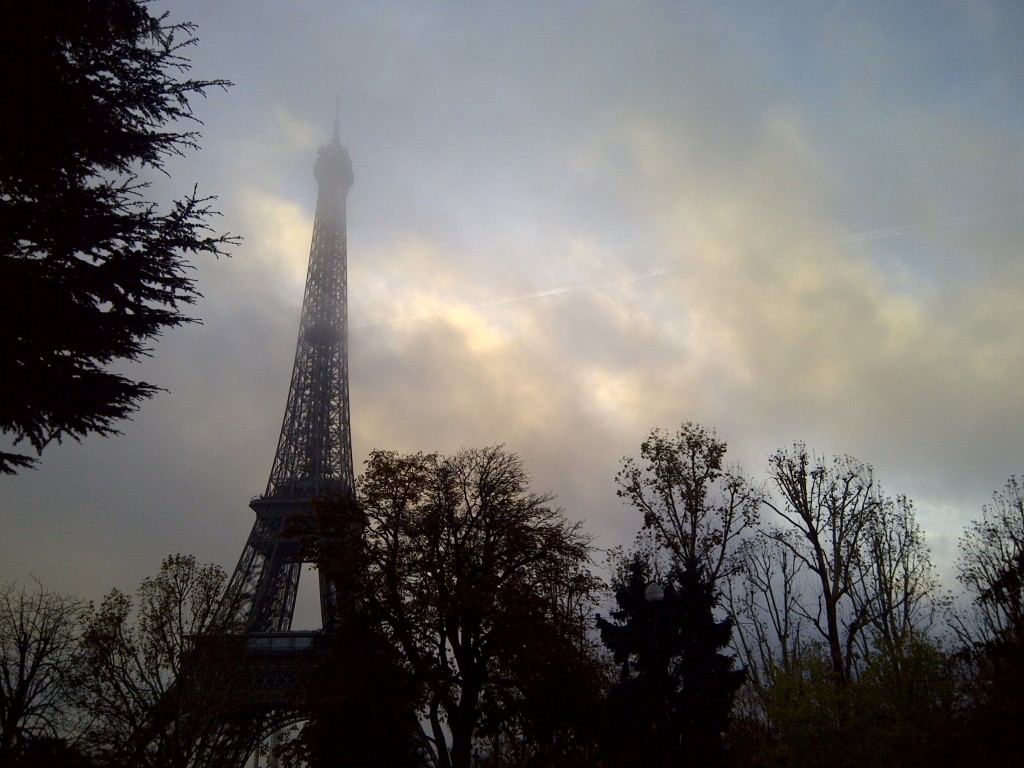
195,113 -> 357,766
224,111 -> 355,635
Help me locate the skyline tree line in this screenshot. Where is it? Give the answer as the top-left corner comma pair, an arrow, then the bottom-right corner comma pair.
3,426 -> 1022,766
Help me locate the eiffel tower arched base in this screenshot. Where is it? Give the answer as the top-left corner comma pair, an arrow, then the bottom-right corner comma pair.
191,632 -> 330,767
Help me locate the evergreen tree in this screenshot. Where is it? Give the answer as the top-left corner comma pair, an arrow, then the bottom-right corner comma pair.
0,1 -> 235,473
598,556 -> 745,768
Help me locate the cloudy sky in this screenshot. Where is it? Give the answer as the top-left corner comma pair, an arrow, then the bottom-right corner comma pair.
3,1 -> 1023,618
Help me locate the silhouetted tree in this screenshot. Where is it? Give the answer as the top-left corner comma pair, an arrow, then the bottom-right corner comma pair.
670,566 -> 746,766
761,446 -> 884,684
356,447 -> 603,768
77,554 -> 241,768
277,494 -> 425,768
616,423 -> 760,590
962,629 -> 1024,767
598,556 -> 678,768
727,446 -> 951,767
598,556 -> 745,768
473,571 -> 608,767
6,737 -> 93,768
735,472 -> 942,683
851,495 -> 944,670
0,582 -> 84,764
0,0 -> 235,473
608,425 -> 751,766
955,475 -> 1024,766
957,475 -> 1024,645
277,610 -> 426,768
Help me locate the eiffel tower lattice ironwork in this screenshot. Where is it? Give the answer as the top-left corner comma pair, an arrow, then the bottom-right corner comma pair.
195,115 -> 357,766
223,116 -> 355,636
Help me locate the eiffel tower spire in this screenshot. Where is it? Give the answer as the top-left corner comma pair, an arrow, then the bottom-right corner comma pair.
264,114 -> 355,501
221,118 -> 355,634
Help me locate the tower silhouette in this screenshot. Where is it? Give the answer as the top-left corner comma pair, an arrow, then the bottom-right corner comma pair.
195,115 -> 357,766
222,114 -> 355,635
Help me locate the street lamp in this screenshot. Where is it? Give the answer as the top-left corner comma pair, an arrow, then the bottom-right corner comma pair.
641,580 -> 673,767
644,581 -> 665,603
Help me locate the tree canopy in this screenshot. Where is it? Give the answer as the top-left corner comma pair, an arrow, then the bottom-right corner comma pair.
0,0 -> 235,473
957,475 -> 1024,646
354,446 -> 605,768
0,583 -> 83,764
598,557 -> 745,768
3,443 -> 1024,766
616,423 -> 759,588
77,554 -> 239,768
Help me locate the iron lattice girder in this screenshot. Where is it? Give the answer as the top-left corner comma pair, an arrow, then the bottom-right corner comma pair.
192,632 -> 330,707
188,632 -> 324,767
222,497 -> 311,633
266,141 -> 355,501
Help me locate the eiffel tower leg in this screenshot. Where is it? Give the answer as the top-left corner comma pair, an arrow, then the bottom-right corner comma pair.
222,499 -> 313,633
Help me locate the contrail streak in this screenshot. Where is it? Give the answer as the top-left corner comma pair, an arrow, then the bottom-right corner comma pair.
847,206 -> 1014,242
354,266 -> 681,330
849,225 -> 916,242
478,266 -> 680,309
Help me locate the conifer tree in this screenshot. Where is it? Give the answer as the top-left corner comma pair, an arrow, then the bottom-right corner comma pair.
0,1 -> 234,473
598,556 -> 745,767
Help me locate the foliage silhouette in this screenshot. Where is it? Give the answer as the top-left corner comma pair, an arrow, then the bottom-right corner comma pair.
598,556 -> 745,768
0,583 -> 83,764
277,610 -> 426,768
957,475 -> 1024,645
616,423 -> 759,589
354,446 -> 603,768
0,0 -> 235,473
77,554 -> 240,768
955,475 -> 1024,766
5,737 -> 92,768
279,493 -> 426,768
5,437 -> 1021,767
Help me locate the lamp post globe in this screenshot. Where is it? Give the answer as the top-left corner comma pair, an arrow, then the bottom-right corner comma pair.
644,582 -> 665,602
